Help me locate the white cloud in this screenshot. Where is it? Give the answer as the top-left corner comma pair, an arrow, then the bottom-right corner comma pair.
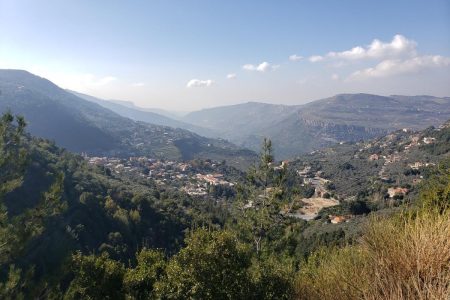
186,79 -> 214,88
226,73 -> 237,79
131,82 -> 145,87
349,55 -> 450,80
242,61 -> 279,72
312,34 -> 417,63
289,54 -> 303,62
331,74 -> 340,80
308,55 -> 324,63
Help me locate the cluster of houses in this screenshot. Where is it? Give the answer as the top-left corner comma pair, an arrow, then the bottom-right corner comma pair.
408,161 -> 436,170
298,167 -> 331,198
361,131 -> 440,197
196,173 -> 233,186
84,155 -> 235,197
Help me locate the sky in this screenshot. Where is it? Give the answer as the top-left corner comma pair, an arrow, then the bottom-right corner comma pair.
1,0 -> 449,111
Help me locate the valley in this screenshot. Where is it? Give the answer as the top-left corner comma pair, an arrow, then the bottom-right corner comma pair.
0,69 -> 449,299
65,84 -> 450,160
2,2 -> 449,298
0,70 -> 256,169
181,94 -> 450,158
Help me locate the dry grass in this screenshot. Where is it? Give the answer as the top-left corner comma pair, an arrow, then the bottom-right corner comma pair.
295,208 -> 450,300
295,246 -> 369,300
362,209 -> 450,299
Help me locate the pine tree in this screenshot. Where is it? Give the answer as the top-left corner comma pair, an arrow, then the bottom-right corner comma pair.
234,138 -> 287,253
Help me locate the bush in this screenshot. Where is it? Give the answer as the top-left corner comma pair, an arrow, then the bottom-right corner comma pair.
65,252 -> 126,300
295,207 -> 450,300
154,229 -> 253,299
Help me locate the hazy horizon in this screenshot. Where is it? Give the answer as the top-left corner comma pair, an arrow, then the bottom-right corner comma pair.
1,0 -> 450,110
68,86 -> 449,114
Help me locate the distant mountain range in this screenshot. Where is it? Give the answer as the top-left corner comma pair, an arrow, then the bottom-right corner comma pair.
2,69 -> 449,162
69,90 -> 212,136
181,94 -> 450,158
0,70 -> 256,168
72,92 -> 450,159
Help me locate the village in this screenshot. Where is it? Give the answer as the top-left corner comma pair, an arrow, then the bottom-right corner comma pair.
286,130 -> 441,224
84,154 -> 235,197
83,128 -> 442,225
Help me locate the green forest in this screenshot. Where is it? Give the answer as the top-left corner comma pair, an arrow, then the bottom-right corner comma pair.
0,113 -> 449,299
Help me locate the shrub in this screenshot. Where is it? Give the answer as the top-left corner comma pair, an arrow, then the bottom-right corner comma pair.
295,208 -> 450,300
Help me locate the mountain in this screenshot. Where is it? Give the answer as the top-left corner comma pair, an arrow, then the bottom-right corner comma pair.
106,99 -> 188,119
0,70 -> 255,168
182,94 -> 450,159
69,90 -> 212,136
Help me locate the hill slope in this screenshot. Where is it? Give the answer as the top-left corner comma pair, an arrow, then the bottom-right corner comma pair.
0,70 -> 255,167
182,94 -> 450,158
69,90 -> 214,137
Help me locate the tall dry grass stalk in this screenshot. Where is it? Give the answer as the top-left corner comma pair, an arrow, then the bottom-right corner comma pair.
362,209 -> 450,300
295,208 -> 450,300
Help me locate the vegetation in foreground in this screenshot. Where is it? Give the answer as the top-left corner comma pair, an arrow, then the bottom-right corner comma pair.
0,113 -> 449,299
296,178 -> 450,299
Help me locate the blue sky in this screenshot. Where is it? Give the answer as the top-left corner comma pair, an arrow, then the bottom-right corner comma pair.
1,0 -> 449,110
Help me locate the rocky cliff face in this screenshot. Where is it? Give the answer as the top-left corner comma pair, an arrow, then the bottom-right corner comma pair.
175,94 -> 450,159
299,117 -> 388,143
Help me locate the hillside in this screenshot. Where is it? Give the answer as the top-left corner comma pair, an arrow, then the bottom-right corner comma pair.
69,90 -> 214,137
0,113 -> 234,296
0,70 -> 256,168
1,111 -> 448,298
285,119 -> 450,220
182,94 -> 450,159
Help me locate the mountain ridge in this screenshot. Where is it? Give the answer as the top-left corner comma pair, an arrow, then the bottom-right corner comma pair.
0,69 -> 256,168
180,93 -> 450,158
69,90 -> 215,137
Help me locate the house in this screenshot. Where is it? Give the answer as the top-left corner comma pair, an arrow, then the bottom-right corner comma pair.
409,162 -> 424,170
298,166 -> 311,176
329,215 -> 347,224
369,154 -> 379,161
423,137 -> 436,144
387,187 -> 409,198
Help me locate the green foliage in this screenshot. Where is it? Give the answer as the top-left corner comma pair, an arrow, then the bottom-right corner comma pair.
123,249 -> 165,300
0,111 -> 28,197
234,138 -> 287,253
417,158 -> 450,212
155,228 -> 252,299
249,256 -> 295,300
421,125 -> 450,155
0,265 -> 34,300
65,252 -> 126,300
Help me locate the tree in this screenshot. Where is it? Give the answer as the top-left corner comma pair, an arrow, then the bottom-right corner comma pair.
249,256 -> 294,300
234,138 -> 286,253
64,252 -> 126,300
0,264 -> 34,300
155,229 -> 252,299
0,112 -> 28,198
123,249 -> 165,300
